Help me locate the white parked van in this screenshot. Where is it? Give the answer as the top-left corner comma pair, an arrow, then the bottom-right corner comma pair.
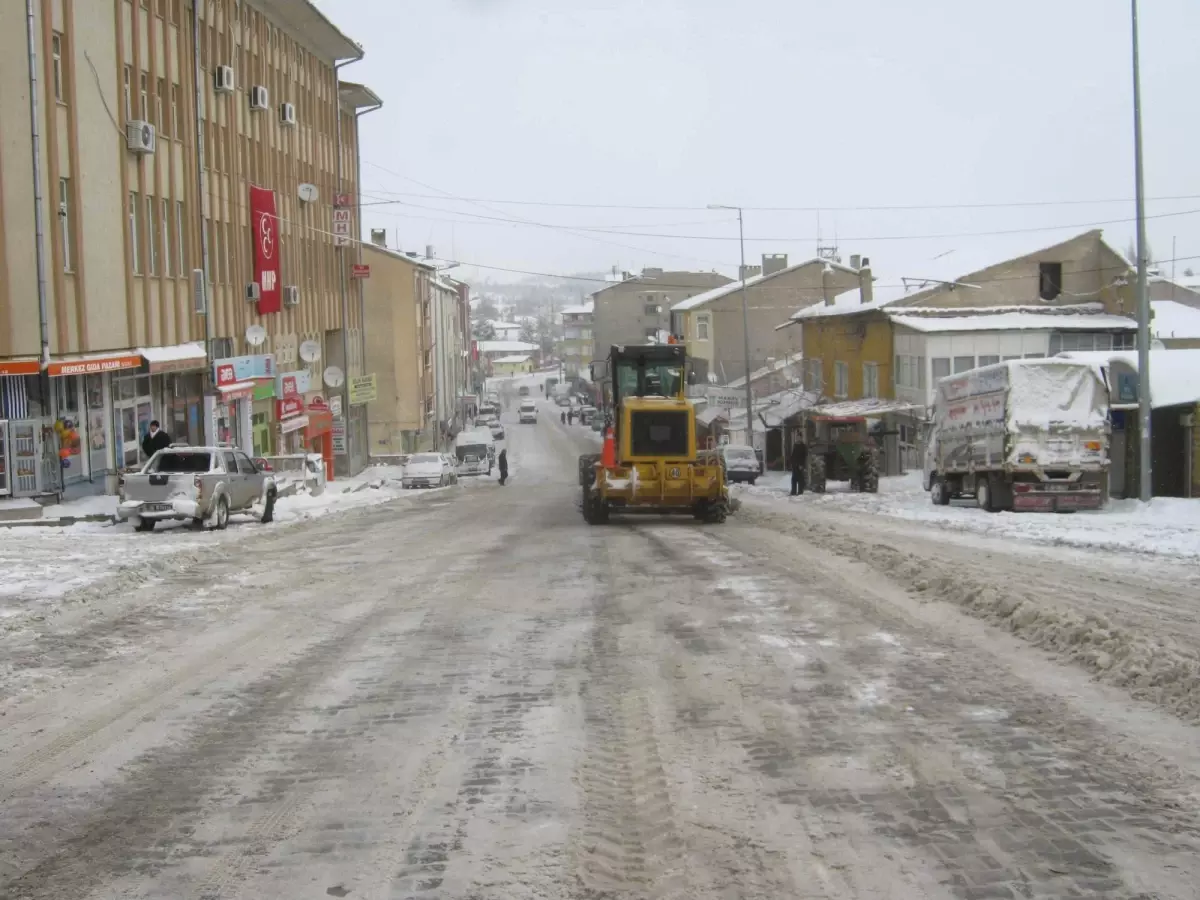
455,428 -> 495,475
518,400 -> 538,424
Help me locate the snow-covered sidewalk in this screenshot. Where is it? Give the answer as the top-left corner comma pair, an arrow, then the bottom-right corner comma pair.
0,465 -> 469,623
740,470 -> 1200,560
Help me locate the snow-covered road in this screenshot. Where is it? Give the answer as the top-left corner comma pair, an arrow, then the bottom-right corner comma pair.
2,383 -> 1199,899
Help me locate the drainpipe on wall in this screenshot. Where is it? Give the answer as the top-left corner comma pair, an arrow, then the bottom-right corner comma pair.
25,0 -> 51,372
352,98 -> 380,461
334,61 -> 353,474
191,0 -> 214,441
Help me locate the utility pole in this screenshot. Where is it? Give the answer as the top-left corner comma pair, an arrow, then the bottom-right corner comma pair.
1131,0 -> 1152,501
708,204 -> 755,449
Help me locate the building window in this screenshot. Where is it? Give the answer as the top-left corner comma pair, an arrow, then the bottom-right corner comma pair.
146,197 -> 157,275
953,355 -> 975,374
805,358 -> 823,392
1024,352 -> 1045,359
931,357 -> 950,383
644,303 -> 660,316
170,84 -> 179,138
978,355 -> 1000,367
644,327 -> 658,339
51,32 -> 64,103
123,66 -> 131,119
834,361 -> 849,398
917,356 -> 926,389
129,192 -> 140,273
696,315 -> 710,341
1038,261 -> 1063,301
863,362 -> 879,398
175,200 -> 186,273
162,199 -> 172,277
155,77 -> 165,131
1114,331 -> 1136,350
58,178 -> 72,271
139,72 -> 148,121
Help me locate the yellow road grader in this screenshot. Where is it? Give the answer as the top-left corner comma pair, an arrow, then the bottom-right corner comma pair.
579,343 -> 728,524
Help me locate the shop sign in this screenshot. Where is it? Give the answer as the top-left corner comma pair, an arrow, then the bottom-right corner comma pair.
330,395 -> 343,417
252,381 -> 276,401
48,354 -> 141,377
0,358 -> 41,376
249,185 -> 282,314
334,192 -> 353,208
280,414 -> 309,434
332,417 -> 347,454
348,374 -> 377,405
277,396 -> 305,420
214,354 -> 275,387
308,396 -> 330,413
277,369 -> 311,398
350,264 -> 370,279
332,208 -> 351,247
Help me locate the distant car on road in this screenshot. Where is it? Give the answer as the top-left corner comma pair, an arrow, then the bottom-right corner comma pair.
403,453 -> 455,489
718,444 -> 761,484
518,385 -> 531,396
579,406 -> 598,425
489,422 -> 506,441
117,444 -> 277,531
555,395 -> 571,407
518,400 -> 538,423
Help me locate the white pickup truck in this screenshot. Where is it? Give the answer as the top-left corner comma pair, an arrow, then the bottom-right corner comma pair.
924,359 -> 1109,513
117,444 -> 277,531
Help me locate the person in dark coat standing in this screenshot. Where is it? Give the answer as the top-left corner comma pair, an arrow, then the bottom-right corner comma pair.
789,439 -> 808,496
498,448 -> 509,485
142,420 -> 171,460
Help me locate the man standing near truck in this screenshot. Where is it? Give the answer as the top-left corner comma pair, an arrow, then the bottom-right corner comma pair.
790,439 -> 809,496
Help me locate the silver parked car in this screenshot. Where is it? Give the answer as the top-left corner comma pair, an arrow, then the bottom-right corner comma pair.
117,444 -> 278,531
403,453 -> 455,488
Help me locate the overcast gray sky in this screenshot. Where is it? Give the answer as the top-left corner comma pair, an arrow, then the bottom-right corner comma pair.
319,0 -> 1200,286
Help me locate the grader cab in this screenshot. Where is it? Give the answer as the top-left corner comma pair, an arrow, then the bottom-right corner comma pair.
578,344 -> 728,524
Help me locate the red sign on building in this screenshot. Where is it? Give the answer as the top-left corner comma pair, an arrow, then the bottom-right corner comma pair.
333,192 -> 353,208
249,185 -> 281,314
215,363 -> 238,387
277,396 -> 304,420
308,396 -> 330,412
350,264 -> 370,279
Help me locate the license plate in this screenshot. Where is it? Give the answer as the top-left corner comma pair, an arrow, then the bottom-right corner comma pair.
144,502 -> 171,512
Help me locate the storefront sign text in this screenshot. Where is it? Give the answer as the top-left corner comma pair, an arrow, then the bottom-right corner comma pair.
277,369 -> 311,398
277,397 -> 305,420
214,354 -> 275,386
348,374 -> 377,405
49,355 -> 142,377
0,358 -> 42,377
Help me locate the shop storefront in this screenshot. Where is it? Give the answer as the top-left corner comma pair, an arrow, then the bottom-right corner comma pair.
251,381 -> 276,457
275,368 -> 312,454
210,354 -> 276,455
306,396 -> 335,481
142,343 -> 207,451
51,353 -> 142,494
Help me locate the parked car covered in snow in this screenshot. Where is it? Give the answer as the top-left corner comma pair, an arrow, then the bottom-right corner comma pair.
489,422 -> 506,440
117,444 -> 277,531
403,453 -> 455,489
718,444 -> 761,484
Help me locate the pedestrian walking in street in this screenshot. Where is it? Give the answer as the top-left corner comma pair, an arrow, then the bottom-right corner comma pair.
790,439 -> 809,496
142,420 -> 171,459
498,448 -> 509,486
567,408 -> 575,425
561,411 -> 566,424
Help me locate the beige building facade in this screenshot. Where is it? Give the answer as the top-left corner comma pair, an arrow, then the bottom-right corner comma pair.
0,0 -> 375,498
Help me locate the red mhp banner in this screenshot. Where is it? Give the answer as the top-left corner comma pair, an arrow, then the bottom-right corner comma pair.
250,185 -> 281,314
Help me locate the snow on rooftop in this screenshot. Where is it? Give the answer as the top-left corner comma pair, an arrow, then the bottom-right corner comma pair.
890,307 -> 1136,334
672,257 -> 858,313
493,354 -> 532,364
476,340 -> 538,353
1151,300 -> 1200,340
1058,348 -> 1200,409
561,301 -> 594,316
787,282 -> 913,322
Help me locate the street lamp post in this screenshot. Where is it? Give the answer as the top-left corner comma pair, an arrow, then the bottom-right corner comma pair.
1131,0 -> 1152,502
708,204 -> 755,449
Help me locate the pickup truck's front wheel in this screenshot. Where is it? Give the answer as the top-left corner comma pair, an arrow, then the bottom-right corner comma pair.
210,496 -> 230,530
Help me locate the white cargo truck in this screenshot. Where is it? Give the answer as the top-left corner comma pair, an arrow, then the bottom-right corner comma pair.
923,359 -> 1109,512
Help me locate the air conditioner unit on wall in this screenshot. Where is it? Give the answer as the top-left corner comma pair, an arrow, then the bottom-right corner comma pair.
280,102 -> 297,126
214,65 -> 235,93
125,120 -> 156,154
283,285 -> 300,307
246,282 -> 261,302
249,84 -> 269,110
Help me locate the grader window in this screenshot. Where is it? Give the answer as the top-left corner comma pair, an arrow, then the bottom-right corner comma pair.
629,410 -> 690,457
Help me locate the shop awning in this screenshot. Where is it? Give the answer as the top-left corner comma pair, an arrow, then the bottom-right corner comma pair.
47,352 -> 142,377
216,380 -> 256,402
139,342 -> 206,374
0,358 -> 40,377
280,415 -> 310,434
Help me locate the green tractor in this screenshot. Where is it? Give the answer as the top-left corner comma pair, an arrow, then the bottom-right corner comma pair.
802,414 -> 879,494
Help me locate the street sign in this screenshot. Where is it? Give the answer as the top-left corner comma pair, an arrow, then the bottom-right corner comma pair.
348,374 -> 377,405
350,264 -> 370,279
330,395 -> 343,417
706,389 -> 743,409
332,208 -> 351,247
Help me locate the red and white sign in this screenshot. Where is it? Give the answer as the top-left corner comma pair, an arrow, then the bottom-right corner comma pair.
0,358 -> 41,377
215,363 -> 238,387
308,396 -> 330,413
48,354 -> 141,377
333,192 -> 353,208
280,375 -> 298,397
350,264 -> 370,279
332,208 -> 351,248
277,396 -> 304,420
249,185 -> 281,314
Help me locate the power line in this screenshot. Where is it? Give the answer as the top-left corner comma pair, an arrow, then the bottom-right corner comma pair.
355,182 -> 1200,213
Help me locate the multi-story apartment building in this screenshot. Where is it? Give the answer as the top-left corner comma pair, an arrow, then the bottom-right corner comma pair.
0,0 -> 376,499
559,301 -> 593,378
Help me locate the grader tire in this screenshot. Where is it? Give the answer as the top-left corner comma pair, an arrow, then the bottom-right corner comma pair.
809,456 -> 827,494
578,453 -> 599,487
581,484 -> 608,525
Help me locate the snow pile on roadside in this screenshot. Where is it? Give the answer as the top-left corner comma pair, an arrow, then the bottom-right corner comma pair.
743,503 -> 1200,722
742,471 -> 1200,560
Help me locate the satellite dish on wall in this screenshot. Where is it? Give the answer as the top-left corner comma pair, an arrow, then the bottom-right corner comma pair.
245,324 -> 267,347
299,340 -> 321,363
297,183 -> 318,203
323,366 -> 345,387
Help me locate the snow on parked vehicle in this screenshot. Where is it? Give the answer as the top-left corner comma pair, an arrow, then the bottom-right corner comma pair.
402,453 -> 455,489
925,359 -> 1109,512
